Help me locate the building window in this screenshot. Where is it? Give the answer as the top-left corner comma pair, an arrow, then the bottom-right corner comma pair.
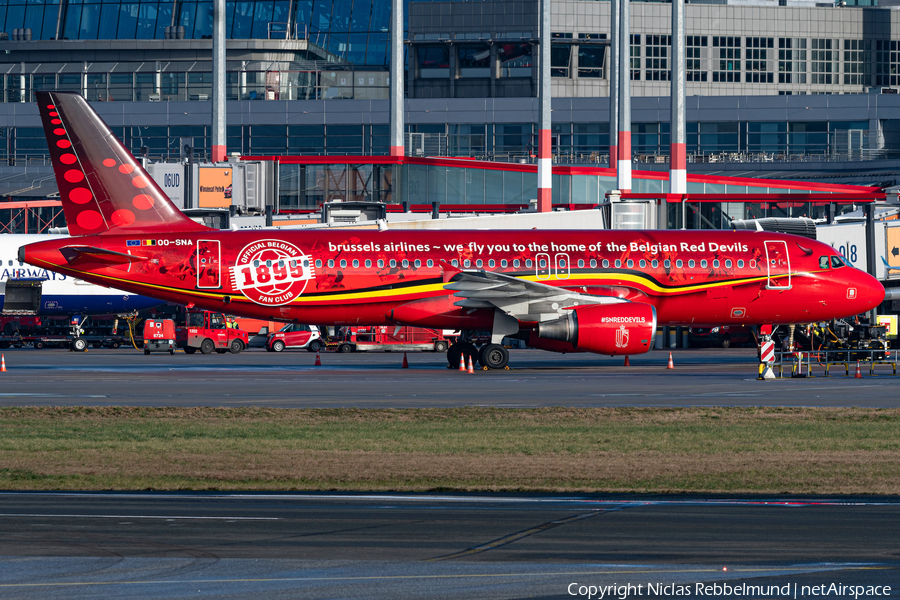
778,38 -> 807,84
745,37 -> 774,83
645,35 -> 671,81
551,33 -> 573,78
686,36 -> 707,82
631,34 -> 642,80
844,40 -> 869,86
874,40 -> 899,86
577,33 -> 607,78
499,43 -> 533,78
458,46 -> 491,78
712,36 -> 740,83
418,46 -> 450,78
811,39 -> 835,85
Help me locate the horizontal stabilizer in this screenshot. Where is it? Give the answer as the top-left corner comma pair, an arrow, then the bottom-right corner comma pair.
59,245 -> 146,266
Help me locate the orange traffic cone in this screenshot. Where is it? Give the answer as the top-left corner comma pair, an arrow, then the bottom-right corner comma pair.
314,351 -> 322,366
667,352 -> 674,369
402,352 -> 409,369
854,360 -> 862,378
459,353 -> 466,372
0,354 -> 6,373
467,355 -> 475,374
624,356 -> 630,367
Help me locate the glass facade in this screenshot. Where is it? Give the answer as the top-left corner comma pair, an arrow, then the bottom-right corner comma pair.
1,0 -> 407,67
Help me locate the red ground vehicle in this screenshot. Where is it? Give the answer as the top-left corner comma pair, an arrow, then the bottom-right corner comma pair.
143,319 -> 176,354
331,326 -> 453,353
266,323 -> 324,352
175,309 -> 249,354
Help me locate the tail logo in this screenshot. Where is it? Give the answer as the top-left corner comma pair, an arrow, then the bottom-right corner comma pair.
615,325 -> 629,348
230,240 -> 315,306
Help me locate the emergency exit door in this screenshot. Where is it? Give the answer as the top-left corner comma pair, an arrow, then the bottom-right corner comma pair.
764,240 -> 791,290
197,240 -> 221,289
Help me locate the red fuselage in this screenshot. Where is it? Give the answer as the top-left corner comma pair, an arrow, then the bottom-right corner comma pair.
21,229 -> 884,330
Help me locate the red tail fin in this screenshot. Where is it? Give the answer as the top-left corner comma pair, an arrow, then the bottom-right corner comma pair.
36,91 -> 208,236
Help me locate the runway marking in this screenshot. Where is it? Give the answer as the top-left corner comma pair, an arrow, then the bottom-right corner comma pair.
430,511 -> 609,561
0,514 -> 279,521
0,565 -> 889,589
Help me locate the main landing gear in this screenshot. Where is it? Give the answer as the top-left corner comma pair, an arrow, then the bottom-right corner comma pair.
446,341 -> 511,370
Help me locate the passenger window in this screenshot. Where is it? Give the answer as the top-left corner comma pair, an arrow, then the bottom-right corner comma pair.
452,259 -> 459,267
831,256 -> 845,268
464,259 -> 471,268
639,260 -> 646,268
651,260 -> 658,268
414,259 -> 421,268
340,260 -> 347,268
315,259 -> 322,268
513,259 -> 520,268
664,260 -> 671,268
688,260 -> 695,268
525,259 -> 533,268
626,259 -> 634,268
501,259 -> 507,268
377,259 -> 384,268
737,260 -> 744,268
676,260 -> 683,268
352,259 -> 359,268
819,256 -> 830,269
538,259 -> 547,268
590,259 -> 597,268
713,259 -> 720,268
488,259 -> 495,268
427,259 -> 434,267
578,259 -> 584,268
476,259 -> 483,268
615,259 -> 622,268
402,259 -> 409,268
327,259 -> 334,268
365,259 -> 372,268
725,259 -> 732,268
390,259 -> 397,267
700,260 -> 707,268
601,259 -> 608,268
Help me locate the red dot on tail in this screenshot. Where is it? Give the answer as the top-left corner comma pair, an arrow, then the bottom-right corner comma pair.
49,111 -> 58,117
51,119 -> 61,125
53,128 -> 66,136
56,139 -> 71,149
119,164 -> 135,174
64,170 -> 84,183
69,188 -> 93,204
133,194 -> 155,210
76,210 -> 103,230
103,158 -> 117,167
111,209 -> 136,227
47,105 -> 55,109
131,175 -> 149,189
60,154 -> 77,165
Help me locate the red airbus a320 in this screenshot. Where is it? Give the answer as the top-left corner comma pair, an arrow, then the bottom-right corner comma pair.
19,92 -> 885,369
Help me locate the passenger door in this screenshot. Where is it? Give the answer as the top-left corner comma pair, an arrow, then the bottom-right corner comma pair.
764,240 -> 791,290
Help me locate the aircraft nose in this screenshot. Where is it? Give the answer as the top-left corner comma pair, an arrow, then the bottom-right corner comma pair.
850,269 -> 885,313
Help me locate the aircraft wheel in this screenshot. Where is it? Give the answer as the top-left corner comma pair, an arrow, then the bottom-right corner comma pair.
447,342 -> 477,368
111,341 -> 121,349
479,343 -> 509,370
230,339 -> 244,354
184,347 -> 197,354
200,339 -> 215,354
434,340 -> 449,353
307,339 -> 324,353
71,337 -> 88,352
272,340 -> 286,353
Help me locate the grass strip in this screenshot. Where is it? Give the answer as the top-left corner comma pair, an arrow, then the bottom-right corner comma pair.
0,406 -> 899,494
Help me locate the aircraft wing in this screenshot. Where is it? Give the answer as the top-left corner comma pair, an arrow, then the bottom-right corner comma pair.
445,269 -> 624,323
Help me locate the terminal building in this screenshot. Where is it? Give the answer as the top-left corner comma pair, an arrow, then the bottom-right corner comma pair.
1,0 -> 899,222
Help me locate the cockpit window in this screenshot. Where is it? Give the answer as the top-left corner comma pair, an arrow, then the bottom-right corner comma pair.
819,256 -> 830,269
830,255 -> 846,268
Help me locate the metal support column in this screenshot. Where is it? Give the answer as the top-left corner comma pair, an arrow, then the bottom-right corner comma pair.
211,0 -> 226,162
617,0 -> 631,192
609,0 -> 619,172
866,203 -> 878,324
669,0 -> 686,194
390,0 -> 404,158
537,0 -> 552,213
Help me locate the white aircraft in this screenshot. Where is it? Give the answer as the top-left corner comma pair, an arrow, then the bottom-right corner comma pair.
0,234 -> 163,317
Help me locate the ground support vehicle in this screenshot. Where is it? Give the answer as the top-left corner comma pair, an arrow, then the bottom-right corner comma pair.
143,319 -> 176,355
329,326 -> 453,353
266,323 -> 324,352
0,315 -> 128,351
175,309 -> 249,355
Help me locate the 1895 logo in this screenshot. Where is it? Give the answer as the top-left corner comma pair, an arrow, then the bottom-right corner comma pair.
230,239 -> 315,306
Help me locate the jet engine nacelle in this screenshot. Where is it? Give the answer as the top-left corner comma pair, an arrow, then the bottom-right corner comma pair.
536,303 -> 657,356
